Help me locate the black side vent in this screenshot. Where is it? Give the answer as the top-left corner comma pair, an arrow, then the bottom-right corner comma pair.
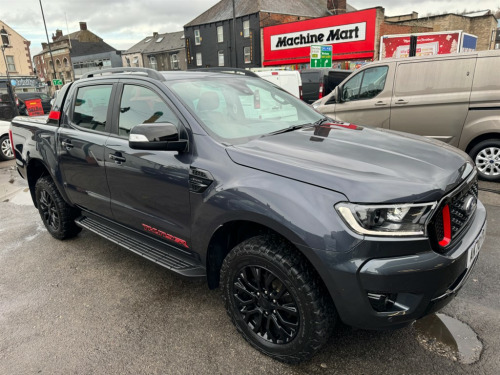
189,167 -> 214,193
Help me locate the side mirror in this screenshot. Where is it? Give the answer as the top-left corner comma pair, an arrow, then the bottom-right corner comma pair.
325,87 -> 339,105
129,123 -> 187,152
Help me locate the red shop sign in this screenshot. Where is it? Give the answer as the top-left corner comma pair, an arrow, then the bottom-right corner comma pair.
263,8 -> 377,66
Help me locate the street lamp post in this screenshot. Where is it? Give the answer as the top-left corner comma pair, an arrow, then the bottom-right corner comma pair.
0,27 -> 19,117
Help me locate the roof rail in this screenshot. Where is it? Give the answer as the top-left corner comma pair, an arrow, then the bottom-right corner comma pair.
81,67 -> 166,81
191,67 -> 260,78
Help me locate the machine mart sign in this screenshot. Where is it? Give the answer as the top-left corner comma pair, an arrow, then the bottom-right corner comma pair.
271,22 -> 366,51
263,8 -> 377,66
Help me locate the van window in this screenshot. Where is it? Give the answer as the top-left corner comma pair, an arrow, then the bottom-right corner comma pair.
395,59 -> 474,96
342,66 -> 388,101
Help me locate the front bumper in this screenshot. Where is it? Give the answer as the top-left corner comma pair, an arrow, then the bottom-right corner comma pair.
300,200 -> 487,330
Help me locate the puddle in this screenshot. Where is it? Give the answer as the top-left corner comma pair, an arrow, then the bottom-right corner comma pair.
414,313 -> 482,364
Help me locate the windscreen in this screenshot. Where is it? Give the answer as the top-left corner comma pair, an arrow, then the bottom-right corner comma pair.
167,76 -> 323,143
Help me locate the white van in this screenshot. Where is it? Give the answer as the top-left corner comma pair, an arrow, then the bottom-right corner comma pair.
254,70 -> 303,99
314,50 -> 500,181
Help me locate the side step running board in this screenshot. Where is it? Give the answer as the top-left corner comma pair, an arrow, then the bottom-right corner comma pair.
75,216 -> 206,278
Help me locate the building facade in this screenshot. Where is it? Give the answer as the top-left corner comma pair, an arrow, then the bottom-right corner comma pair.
0,20 -> 39,92
142,31 -> 187,71
183,0 -> 356,69
33,22 -> 121,92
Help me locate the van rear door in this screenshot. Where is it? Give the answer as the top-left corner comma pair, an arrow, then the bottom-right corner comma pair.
389,56 -> 476,146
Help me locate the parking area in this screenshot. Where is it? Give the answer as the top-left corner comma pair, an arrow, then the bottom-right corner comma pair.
1,158 -> 499,375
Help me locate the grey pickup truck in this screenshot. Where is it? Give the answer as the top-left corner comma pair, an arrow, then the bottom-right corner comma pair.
9,68 -> 486,363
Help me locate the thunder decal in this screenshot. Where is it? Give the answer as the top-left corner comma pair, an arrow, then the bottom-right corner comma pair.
142,224 -> 189,249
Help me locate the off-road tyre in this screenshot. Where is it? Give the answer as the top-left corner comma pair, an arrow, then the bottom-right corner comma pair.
35,176 -> 81,240
469,139 -> 500,182
0,135 -> 14,161
221,235 -> 336,364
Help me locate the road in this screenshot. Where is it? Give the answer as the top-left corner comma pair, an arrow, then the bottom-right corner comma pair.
1,158 -> 499,375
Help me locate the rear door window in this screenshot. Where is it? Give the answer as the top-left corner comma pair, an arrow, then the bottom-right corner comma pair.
71,85 -> 113,132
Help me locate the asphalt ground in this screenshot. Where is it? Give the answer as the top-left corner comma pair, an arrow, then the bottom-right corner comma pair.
1,158 -> 499,375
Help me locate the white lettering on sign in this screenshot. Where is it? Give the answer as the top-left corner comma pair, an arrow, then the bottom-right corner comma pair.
271,22 -> 366,51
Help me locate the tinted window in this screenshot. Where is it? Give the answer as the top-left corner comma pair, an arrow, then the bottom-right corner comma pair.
71,85 -> 112,132
118,85 -> 180,137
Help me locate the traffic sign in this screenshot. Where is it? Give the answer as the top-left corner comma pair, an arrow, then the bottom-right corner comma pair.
310,45 -> 332,68
52,79 -> 63,86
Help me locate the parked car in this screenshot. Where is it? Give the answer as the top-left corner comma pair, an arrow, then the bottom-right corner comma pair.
313,50 -> 500,181
10,67 -> 486,363
0,120 -> 14,160
253,70 -> 303,99
16,92 -> 52,115
300,68 -> 351,104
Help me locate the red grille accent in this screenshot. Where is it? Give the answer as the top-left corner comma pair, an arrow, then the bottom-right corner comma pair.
438,204 -> 451,247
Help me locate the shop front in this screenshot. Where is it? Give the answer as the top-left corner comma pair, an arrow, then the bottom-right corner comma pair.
262,8 -> 378,70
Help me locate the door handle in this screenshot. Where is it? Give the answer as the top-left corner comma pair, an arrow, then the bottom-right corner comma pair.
61,140 -> 74,150
109,153 -> 126,163
374,101 -> 387,106
395,99 -> 408,105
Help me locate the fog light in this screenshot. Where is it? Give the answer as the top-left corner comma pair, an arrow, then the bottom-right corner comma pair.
367,292 -> 398,312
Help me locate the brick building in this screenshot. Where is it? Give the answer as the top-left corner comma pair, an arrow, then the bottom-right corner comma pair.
183,0 -> 356,69
33,22 -> 121,93
384,11 -> 498,51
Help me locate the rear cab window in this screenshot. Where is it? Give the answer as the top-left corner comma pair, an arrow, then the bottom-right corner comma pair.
71,85 -> 113,132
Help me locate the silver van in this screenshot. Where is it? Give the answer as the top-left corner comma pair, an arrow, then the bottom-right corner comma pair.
314,50 -> 500,181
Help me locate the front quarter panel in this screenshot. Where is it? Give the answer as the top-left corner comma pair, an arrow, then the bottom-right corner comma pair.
190,167 -> 355,265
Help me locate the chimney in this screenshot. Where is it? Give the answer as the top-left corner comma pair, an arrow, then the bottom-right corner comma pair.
331,0 -> 347,14
327,0 -> 335,13
153,32 -> 158,38
42,42 -> 48,50
79,22 -> 87,31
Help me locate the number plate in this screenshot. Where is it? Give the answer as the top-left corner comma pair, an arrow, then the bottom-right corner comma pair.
467,222 -> 486,269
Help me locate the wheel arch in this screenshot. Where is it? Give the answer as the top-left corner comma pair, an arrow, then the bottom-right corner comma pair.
205,218 -> 321,291
26,158 -> 70,208
465,132 -> 500,154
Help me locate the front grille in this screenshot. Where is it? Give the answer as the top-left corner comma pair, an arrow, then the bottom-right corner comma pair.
429,174 -> 478,253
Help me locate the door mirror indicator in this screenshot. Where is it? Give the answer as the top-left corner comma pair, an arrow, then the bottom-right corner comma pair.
129,123 -> 187,152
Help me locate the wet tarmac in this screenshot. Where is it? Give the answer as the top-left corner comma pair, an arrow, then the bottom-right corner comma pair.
415,313 -> 483,365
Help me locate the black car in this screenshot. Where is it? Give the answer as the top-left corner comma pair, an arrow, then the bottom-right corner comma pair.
16,91 -> 52,115
300,68 -> 351,104
10,68 -> 487,363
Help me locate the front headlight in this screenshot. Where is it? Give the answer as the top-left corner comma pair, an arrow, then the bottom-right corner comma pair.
312,100 -> 321,109
335,202 -> 436,236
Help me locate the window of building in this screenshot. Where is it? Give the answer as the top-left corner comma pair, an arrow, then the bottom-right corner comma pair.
156,37 -> 164,43
170,54 -> 179,70
144,38 -> 151,43
149,56 -> 157,70
6,56 -> 16,72
194,29 -> 201,45
496,43 -> 500,50
71,85 -> 113,132
244,47 -> 251,64
66,71 -> 71,80
118,85 -> 181,137
196,52 -> 202,66
217,26 -> 223,43
126,57 -> 131,67
218,51 -> 224,66
56,59 -> 61,69
63,58 -> 69,67
133,56 -> 139,67
243,20 -> 250,38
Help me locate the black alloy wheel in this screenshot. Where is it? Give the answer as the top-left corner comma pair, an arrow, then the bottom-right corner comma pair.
35,176 -> 81,240
233,265 -> 299,344
221,235 -> 335,364
38,188 -> 60,232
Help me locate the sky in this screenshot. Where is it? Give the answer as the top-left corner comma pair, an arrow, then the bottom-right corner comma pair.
2,0 -> 499,56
